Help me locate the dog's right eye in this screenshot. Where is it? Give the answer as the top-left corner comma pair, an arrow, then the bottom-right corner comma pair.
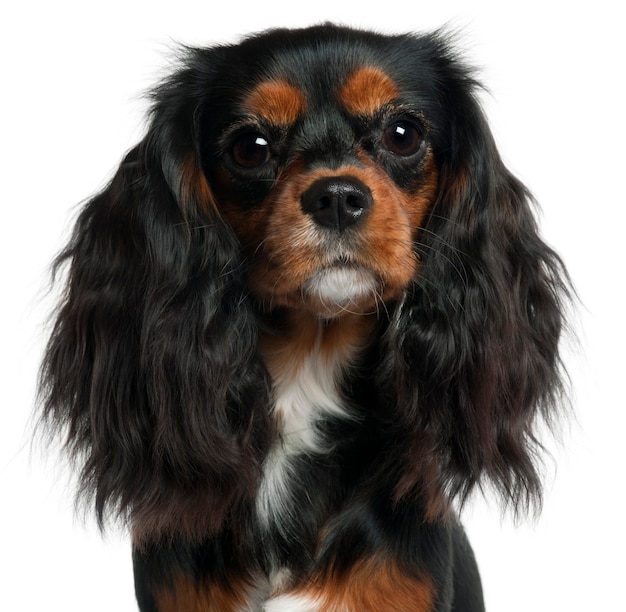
231,132 -> 272,168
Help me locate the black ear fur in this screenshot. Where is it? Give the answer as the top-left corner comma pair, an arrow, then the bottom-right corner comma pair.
388,89 -> 569,517
38,57 -> 272,542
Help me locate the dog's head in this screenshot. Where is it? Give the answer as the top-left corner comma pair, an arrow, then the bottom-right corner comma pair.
40,25 -> 569,540
201,38 -> 442,319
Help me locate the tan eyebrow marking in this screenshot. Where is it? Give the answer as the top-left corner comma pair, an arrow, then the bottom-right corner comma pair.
338,66 -> 399,117
242,80 -> 307,126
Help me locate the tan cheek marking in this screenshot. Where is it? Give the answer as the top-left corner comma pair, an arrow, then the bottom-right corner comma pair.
223,159 -> 321,307
243,80 -> 307,126
218,158 -> 307,263
353,151 -> 437,291
338,66 -> 399,117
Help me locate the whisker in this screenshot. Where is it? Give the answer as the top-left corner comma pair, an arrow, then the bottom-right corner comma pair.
414,240 -> 469,290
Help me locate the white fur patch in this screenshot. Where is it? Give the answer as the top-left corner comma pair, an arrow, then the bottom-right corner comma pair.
263,593 -> 320,611
274,342 -> 349,450
256,444 -> 298,530
304,267 -> 377,312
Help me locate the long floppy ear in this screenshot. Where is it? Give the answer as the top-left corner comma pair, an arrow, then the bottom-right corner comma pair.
38,53 -> 272,544
388,73 -> 570,518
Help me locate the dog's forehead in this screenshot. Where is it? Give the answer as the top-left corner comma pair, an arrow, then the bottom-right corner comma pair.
232,35 -> 403,124
240,65 -> 400,126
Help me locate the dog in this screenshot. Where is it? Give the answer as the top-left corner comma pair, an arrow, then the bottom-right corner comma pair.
39,23 -> 569,611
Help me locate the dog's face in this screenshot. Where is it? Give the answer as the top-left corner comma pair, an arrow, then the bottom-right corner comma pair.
200,35 -> 441,318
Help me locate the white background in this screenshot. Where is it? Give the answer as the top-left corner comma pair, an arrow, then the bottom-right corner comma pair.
2,1 -> 624,610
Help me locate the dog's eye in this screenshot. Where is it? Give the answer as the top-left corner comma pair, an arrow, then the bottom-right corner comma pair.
231,132 -> 272,168
382,121 -> 423,156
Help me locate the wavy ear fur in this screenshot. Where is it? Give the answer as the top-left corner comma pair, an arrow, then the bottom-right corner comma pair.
388,67 -> 569,517
38,52 -> 272,543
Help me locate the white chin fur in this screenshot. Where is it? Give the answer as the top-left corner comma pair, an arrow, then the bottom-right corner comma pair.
303,267 -> 377,314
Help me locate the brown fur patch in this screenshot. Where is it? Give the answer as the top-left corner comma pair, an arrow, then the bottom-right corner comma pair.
282,555 -> 435,611
179,153 -> 217,214
155,574 -> 259,612
243,80 -> 307,126
338,66 -> 399,117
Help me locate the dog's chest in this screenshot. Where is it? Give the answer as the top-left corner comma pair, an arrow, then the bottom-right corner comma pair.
255,331 -> 353,530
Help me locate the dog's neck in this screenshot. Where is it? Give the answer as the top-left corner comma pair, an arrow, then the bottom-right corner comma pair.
259,310 -> 376,388
259,311 -> 377,438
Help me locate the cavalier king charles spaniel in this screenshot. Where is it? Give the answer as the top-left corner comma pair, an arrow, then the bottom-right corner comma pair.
39,24 -> 569,611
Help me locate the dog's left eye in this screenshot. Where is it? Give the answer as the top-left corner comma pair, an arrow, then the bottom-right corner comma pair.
382,120 -> 423,157
231,132 -> 272,168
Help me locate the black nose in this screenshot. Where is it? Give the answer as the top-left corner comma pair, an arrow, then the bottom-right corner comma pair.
301,177 -> 372,232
